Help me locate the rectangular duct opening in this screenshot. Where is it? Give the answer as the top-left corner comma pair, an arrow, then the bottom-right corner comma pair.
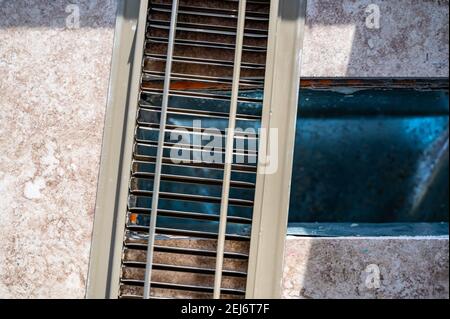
288,79 -> 449,238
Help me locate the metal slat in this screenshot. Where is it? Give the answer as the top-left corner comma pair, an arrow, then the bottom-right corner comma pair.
120,294 -> 146,300
131,161 -> 256,180
130,181 -> 253,207
146,37 -> 267,52
214,0 -> 247,300
148,14 -> 268,34
135,140 -> 257,160
139,104 -> 261,121
146,41 -> 266,66
142,88 -> 262,105
148,21 -> 268,38
125,243 -> 249,260
135,138 -> 259,157
143,73 -> 264,88
124,228 -> 250,244
128,209 -> 252,224
132,154 -> 258,173
140,88 -> 263,104
131,172 -> 256,189
129,190 -> 254,207
123,262 -> 247,277
143,58 -> 265,81
223,0 -> 269,3
137,119 -> 258,138
155,227 -> 250,241
144,73 -> 263,87
132,177 -> 256,194
145,70 -> 264,83
150,3 -> 269,21
136,121 -> 259,139
153,246 -> 249,260
143,0 -> 179,300
151,0 -> 269,10
121,279 -> 246,296
145,54 -> 266,69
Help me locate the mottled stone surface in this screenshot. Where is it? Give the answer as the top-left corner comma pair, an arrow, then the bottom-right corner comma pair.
0,0 -> 117,298
0,0 -> 448,299
282,237 -> 449,299
302,0 -> 449,77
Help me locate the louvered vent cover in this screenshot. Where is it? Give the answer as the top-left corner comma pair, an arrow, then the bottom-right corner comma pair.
120,0 -> 270,299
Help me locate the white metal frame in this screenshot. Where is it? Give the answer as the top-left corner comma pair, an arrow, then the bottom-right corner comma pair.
86,0 -> 149,299
246,0 -> 307,299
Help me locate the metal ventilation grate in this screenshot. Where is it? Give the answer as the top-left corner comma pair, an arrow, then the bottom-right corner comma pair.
119,0 -> 271,299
